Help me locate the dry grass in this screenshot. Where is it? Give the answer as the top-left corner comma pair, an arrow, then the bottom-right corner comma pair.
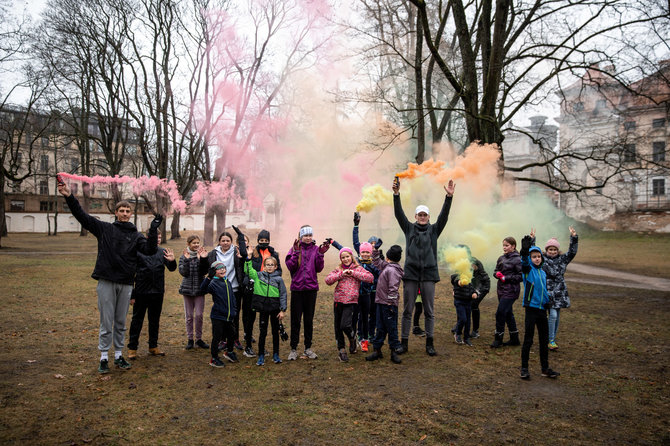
0,232 -> 668,445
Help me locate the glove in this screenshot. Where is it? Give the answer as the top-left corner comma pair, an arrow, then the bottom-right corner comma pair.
353,212 -> 361,226
520,235 -> 532,257
207,267 -> 216,279
374,238 -> 383,250
318,239 -> 331,254
494,271 -> 505,282
543,301 -> 552,310
293,239 -> 300,251
150,213 -> 163,230
232,225 -> 243,236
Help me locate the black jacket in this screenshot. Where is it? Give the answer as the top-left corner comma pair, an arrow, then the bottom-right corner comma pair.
394,194 -> 452,282
251,245 -> 282,274
65,194 -> 158,285
133,248 -> 177,295
451,274 -> 476,302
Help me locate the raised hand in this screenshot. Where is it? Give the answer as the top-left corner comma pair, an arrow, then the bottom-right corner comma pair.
444,179 -> 455,197
57,180 -> 71,197
392,176 -> 400,195
293,239 -> 300,251
150,213 -> 163,230
569,226 -> 577,237
182,248 -> 190,259
530,228 -> 536,238
198,247 -> 208,258
164,247 -> 175,261
318,239 -> 331,254
353,212 -> 361,226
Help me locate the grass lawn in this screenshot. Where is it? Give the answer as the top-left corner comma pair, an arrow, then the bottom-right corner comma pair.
0,231 -> 668,445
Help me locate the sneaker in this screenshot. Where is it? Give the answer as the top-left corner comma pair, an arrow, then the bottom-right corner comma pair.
454,334 -> 464,345
243,347 -> 256,358
209,357 -> 225,368
127,349 -> 138,360
222,351 -> 238,363
256,354 -> 265,366
114,356 -> 132,370
234,340 -> 244,350
548,341 -> 559,351
196,339 -> 210,349
361,340 -> 369,352
149,347 -> 165,356
98,359 -> 110,374
273,353 -> 282,364
185,339 -> 194,350
463,338 -> 473,346
288,349 -> 298,361
338,351 -> 349,362
217,341 -> 226,352
349,341 -> 357,355
303,348 -> 318,359
520,367 -> 530,380
413,326 -> 426,337
541,368 -> 560,378
470,331 -> 480,339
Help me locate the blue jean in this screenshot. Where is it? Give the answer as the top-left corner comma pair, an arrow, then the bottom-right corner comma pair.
372,304 -> 401,350
454,301 -> 472,339
548,308 -> 561,342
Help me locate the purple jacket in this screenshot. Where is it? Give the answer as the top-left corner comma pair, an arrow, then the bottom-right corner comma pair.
372,249 -> 404,306
285,241 -> 325,291
494,251 -> 522,300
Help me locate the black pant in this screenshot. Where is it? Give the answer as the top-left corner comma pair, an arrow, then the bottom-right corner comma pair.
471,295 -> 485,332
368,292 -> 377,339
372,304 -> 400,350
334,302 -> 355,350
413,301 -> 423,326
258,310 -> 280,355
521,307 -> 549,370
357,293 -> 372,340
495,297 -> 518,334
232,289 -> 245,343
127,293 -> 164,350
240,291 -> 256,348
211,318 -> 235,359
290,290 -> 318,350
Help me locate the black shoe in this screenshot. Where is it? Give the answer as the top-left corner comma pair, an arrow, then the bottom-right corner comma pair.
223,351 -> 238,363
243,347 -> 256,358
390,350 -> 402,364
209,357 -> 225,368
490,333 -> 504,348
98,359 -> 110,374
454,334 -> 464,345
426,337 -> 437,356
114,356 -> 132,370
541,368 -> 560,378
463,338 -> 473,347
520,367 -> 530,380
338,351 -> 349,362
413,326 -> 426,337
470,331 -> 480,339
397,338 -> 408,354
365,348 -> 383,361
185,339 -> 194,350
234,340 -> 244,350
503,332 -> 520,346
196,339 -> 210,349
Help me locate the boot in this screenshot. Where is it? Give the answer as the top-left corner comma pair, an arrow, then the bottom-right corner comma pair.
426,337 -> 437,356
365,347 -> 383,361
503,331 -> 520,346
128,349 -> 138,360
390,349 -> 402,364
490,332 -> 504,348
149,347 -> 166,356
397,338 -> 409,355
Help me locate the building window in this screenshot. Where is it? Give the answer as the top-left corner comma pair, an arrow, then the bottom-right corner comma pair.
652,179 -> 665,196
653,141 -> 666,162
39,180 -> 48,195
90,202 -> 102,210
41,136 -> 50,147
622,144 -> 636,162
39,154 -> 49,172
572,102 -> 584,112
10,200 -> 25,211
39,201 -> 55,211
62,203 -> 70,211
16,152 -> 22,165
70,157 -> 79,172
623,121 -> 636,131
652,118 -> 666,128
99,190 -> 108,198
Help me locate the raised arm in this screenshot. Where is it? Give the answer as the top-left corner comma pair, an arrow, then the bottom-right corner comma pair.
353,213 -> 361,254
434,180 -> 455,236
60,185 -> 103,238
563,227 -> 579,263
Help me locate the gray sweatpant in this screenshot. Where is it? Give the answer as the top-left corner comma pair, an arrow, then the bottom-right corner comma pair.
96,279 -> 133,352
401,280 -> 436,339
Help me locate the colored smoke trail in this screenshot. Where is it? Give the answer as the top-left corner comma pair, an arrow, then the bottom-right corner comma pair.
355,184 -> 393,212
443,245 -> 473,284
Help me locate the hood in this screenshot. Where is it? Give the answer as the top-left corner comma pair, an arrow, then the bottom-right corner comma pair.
529,246 -> 544,266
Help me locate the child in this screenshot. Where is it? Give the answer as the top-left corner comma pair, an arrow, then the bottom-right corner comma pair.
238,234 -> 287,366
451,273 -> 476,346
325,247 -> 374,362
491,237 -> 523,348
531,226 -> 579,350
233,228 -> 257,357
200,261 -> 238,367
285,225 -> 331,360
450,245 -> 490,339
519,236 -> 560,379
366,244 -> 404,364
178,235 -> 210,350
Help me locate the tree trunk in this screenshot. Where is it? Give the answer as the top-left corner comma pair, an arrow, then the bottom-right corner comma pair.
0,178 -> 6,245
215,206 -> 227,239
170,211 -> 181,239
414,9 -> 425,164
204,204 -> 215,247
80,183 -> 91,236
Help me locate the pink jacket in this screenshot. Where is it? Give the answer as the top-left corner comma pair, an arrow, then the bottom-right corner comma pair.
325,264 -> 374,304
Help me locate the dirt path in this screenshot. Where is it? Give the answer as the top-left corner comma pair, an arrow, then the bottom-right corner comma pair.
569,262 -> 670,291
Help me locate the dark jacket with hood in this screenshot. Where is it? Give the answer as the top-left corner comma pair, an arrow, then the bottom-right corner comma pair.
393,194 -> 452,282
200,276 -> 237,321
494,251 -> 522,300
65,194 -> 158,285
451,274 -> 477,303
521,246 -> 550,310
251,245 -> 282,274
134,248 -> 177,295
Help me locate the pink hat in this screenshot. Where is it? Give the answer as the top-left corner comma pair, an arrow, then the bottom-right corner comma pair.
545,238 -> 560,250
339,247 -> 354,257
359,242 -> 373,253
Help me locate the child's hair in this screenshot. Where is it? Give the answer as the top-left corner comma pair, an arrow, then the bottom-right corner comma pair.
218,231 -> 233,242
187,235 -> 200,244
264,256 -> 277,267
503,236 -> 517,247
386,245 -> 402,262
115,200 -> 132,211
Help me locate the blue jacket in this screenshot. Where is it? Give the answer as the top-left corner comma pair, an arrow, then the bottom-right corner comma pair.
200,277 -> 237,321
521,246 -> 550,310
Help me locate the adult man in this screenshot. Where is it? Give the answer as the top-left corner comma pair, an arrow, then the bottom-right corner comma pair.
392,176 -> 455,356
58,180 -> 161,373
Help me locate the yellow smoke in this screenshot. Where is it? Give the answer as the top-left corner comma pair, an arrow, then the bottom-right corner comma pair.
443,245 -> 473,285
355,184 -> 393,212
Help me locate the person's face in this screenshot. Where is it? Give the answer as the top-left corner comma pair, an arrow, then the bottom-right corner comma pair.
300,234 -> 313,244
219,235 -> 232,251
341,252 -> 353,266
415,212 -> 429,225
264,259 -> 277,273
258,238 -> 269,245
360,251 -> 371,260
157,233 -> 162,244
531,251 -> 542,266
502,241 -> 515,254
215,267 -> 227,278
115,206 -> 132,222
546,246 -> 559,258
188,238 -> 201,250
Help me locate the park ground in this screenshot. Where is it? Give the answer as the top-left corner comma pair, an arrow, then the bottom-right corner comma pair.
0,230 -> 668,445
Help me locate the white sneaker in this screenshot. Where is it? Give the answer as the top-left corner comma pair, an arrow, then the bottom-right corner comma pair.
303,348 -> 318,359
287,349 -> 298,361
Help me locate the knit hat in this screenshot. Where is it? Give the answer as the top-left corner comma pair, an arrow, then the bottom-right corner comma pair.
545,238 -> 560,250
415,205 -> 430,215
359,242 -> 373,253
387,245 -> 402,262
299,226 -> 313,238
339,247 -> 354,258
211,260 -> 226,270
368,236 -> 378,244
258,229 -> 270,242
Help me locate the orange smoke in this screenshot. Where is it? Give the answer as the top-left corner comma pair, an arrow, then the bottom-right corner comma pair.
396,159 -> 446,179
